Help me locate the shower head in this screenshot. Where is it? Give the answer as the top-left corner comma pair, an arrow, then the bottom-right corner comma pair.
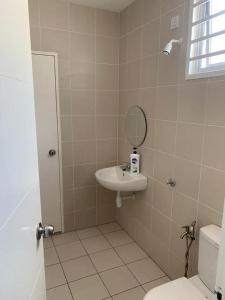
162,39 -> 183,55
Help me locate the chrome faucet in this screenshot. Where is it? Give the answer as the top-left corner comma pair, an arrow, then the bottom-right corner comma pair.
180,221 -> 196,240
120,162 -> 131,172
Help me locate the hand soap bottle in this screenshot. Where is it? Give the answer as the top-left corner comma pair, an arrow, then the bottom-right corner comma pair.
130,147 -> 140,175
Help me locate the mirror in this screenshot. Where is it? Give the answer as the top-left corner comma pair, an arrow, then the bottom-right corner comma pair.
125,105 -> 147,147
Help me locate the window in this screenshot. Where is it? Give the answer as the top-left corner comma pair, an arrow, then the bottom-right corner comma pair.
186,0 -> 225,79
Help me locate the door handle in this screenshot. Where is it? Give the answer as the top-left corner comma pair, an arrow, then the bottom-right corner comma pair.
48,149 -> 56,157
36,222 -> 54,240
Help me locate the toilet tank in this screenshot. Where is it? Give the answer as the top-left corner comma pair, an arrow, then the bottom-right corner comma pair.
198,225 -> 221,292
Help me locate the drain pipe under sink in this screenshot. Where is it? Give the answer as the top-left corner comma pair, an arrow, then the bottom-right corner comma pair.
116,191 -> 136,208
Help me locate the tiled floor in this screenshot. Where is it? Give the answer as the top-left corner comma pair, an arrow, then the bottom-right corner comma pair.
44,222 -> 170,300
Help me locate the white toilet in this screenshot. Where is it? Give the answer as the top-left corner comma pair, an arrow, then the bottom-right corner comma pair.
144,225 -> 221,300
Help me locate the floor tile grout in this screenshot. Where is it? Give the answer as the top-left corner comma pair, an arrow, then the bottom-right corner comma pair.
51,239 -> 75,300
45,222 -> 168,299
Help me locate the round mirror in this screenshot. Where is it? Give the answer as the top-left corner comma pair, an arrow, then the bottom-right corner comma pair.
125,105 -> 147,147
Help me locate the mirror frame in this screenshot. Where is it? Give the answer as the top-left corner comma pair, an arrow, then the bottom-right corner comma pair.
125,105 -> 148,147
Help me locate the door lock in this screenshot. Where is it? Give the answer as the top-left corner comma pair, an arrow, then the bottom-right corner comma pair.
36,222 -> 54,240
48,149 -> 56,157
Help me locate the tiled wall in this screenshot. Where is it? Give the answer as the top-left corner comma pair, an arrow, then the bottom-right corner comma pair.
117,0 -> 225,279
28,0 -> 120,231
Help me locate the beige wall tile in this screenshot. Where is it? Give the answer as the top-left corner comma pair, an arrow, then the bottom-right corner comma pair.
178,83 -> 206,123
118,140 -> 131,163
141,55 -> 158,88
97,187 -> 116,224
199,166 -> 225,212
127,29 -> 141,61
160,0 -> 185,15
127,60 -> 141,89
152,209 -> 171,246
168,253 -> 185,280
39,0 -> 68,30
75,208 -> 97,229
28,0 -> 39,27
172,192 -> 197,225
154,120 -> 176,154
69,3 -> 95,34
119,90 -> 140,115
58,59 -> 71,89
174,158 -> 200,199
97,139 -> 117,162
59,89 -> 71,115
143,119 -> 155,149
156,86 -> 178,121
62,166 -> 73,189
74,187 -> 96,212
140,148 -> 154,177
73,140 -> 96,165
61,115 -> 72,141
96,9 -> 120,37
139,88 -> 156,119
152,180 -> 172,218
96,116 -> 117,139
30,27 -> 41,50
120,36 -> 127,64
125,0 -> 142,33
203,126 -> 225,171
71,90 -> 95,115
72,115 -> 96,140
158,52 -> 179,86
198,204 -> 222,228
63,189 -> 74,215
141,0 -> 160,24
147,233 -> 170,274
154,151 -> 174,184
41,29 -> 69,60
62,142 -> 73,166
206,81 -> 225,126
96,36 -> 119,64
176,124 -> 203,162
96,91 -> 119,115
96,64 -> 119,90
119,64 -> 128,90
71,62 -> 95,89
74,164 -> 96,188
64,212 -> 76,231
70,33 -> 95,63
142,20 -> 160,57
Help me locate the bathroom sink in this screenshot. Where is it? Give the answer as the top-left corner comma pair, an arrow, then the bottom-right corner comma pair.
95,166 -> 147,192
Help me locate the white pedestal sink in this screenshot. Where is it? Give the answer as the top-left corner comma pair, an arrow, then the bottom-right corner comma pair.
95,166 -> 147,207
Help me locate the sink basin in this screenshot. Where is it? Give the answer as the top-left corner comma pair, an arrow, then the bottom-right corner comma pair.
95,166 -> 147,192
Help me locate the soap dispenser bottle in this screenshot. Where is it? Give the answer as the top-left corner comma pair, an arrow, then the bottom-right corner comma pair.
130,147 -> 140,175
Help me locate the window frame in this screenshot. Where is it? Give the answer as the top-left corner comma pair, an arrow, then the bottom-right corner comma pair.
185,0 -> 225,80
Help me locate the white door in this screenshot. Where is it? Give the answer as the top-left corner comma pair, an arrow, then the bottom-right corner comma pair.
0,0 -> 45,299
32,53 -> 63,233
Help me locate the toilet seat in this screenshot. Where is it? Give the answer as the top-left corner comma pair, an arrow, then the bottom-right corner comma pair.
143,277 -> 208,300
190,276 -> 214,300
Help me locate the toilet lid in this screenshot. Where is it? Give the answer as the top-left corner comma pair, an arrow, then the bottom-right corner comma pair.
143,277 -> 207,300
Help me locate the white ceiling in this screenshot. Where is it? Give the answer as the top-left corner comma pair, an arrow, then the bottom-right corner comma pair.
69,0 -> 135,12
